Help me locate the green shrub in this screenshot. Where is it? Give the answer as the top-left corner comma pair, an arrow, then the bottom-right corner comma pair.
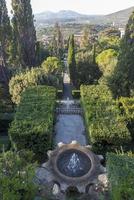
96,49 -> 118,77
72,90 -> 80,99
0,150 -> 37,200
80,85 -> 131,146
107,152 -> 134,200
9,86 -> 56,160
118,97 -> 134,121
57,90 -> 63,99
41,56 -> 62,74
118,97 -> 134,139
9,57 -> 62,105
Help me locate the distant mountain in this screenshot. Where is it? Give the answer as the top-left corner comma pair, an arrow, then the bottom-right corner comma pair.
35,10 -> 103,25
35,7 -> 134,26
105,6 -> 134,26
36,10 -> 88,20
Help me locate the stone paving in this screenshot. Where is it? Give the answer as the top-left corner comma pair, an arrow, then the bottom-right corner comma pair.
54,72 -> 87,146
54,114 -> 87,146
35,72 -> 108,200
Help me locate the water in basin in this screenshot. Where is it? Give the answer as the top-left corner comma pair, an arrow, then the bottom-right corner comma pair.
57,149 -> 91,177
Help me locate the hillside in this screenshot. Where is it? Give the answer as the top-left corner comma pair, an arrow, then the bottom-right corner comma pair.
35,7 -> 134,27
35,10 -> 103,25
105,6 -> 134,26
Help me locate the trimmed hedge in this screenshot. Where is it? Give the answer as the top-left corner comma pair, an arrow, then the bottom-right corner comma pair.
119,97 -> 134,121
80,85 -> 131,145
107,152 -> 134,200
118,97 -> 134,139
56,90 -> 80,100
9,86 -> 56,160
72,90 -> 80,99
9,66 -> 62,104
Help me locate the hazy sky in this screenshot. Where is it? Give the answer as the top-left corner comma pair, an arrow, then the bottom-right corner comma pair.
6,0 -> 134,15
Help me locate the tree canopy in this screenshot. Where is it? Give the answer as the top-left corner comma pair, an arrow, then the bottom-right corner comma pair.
67,34 -> 77,86
109,11 -> 134,98
11,0 -> 37,67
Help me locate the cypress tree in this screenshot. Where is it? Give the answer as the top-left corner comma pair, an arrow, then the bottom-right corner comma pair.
81,26 -> 89,49
110,11 -> 134,97
11,0 -> 37,68
0,0 -> 12,64
50,23 -> 64,59
67,34 -> 77,86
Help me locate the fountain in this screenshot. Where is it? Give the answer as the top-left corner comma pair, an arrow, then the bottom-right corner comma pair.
35,142 -> 106,198
57,149 -> 91,178
66,97 -> 73,109
67,153 -> 83,173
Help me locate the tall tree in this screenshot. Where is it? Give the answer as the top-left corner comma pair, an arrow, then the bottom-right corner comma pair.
76,51 -> 102,86
50,23 -> 64,59
109,11 -> 134,97
67,34 -> 77,86
11,0 -> 37,68
81,25 -> 98,50
0,0 -> 12,64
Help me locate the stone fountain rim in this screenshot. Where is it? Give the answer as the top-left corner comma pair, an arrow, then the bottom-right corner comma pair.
50,144 -> 98,182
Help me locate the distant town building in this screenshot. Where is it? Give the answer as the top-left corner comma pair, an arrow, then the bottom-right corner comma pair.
119,28 -> 125,38
74,33 -> 83,46
41,35 -> 53,45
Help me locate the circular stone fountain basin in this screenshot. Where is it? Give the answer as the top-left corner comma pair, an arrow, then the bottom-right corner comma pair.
57,149 -> 92,178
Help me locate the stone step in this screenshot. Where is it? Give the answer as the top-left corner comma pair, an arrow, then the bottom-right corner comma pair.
55,108 -> 83,115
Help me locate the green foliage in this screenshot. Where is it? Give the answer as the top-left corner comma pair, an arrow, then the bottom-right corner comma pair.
11,0 -> 36,67
76,51 -> 102,86
0,150 -> 37,200
9,86 -> 56,160
81,25 -> 98,51
49,23 -> 64,59
109,11 -> 134,97
119,97 -> 134,121
99,27 -> 121,50
68,34 -> 77,86
41,56 -> 62,74
0,0 -> 12,64
9,60 -> 62,104
107,152 -> 134,200
96,49 -> 118,77
118,97 -> 134,139
0,85 -> 13,113
80,85 -> 131,146
35,41 -> 50,66
72,90 -> 80,99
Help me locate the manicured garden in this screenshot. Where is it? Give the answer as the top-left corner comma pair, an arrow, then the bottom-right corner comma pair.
9,86 -> 56,161
107,152 -> 134,200
118,97 -> 134,140
80,85 -> 131,148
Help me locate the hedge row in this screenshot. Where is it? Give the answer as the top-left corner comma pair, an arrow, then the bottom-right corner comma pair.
9,66 -> 62,104
118,97 -> 134,139
57,90 -> 80,99
119,97 -> 134,121
107,152 -> 134,200
9,86 -> 56,160
80,85 -> 131,145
